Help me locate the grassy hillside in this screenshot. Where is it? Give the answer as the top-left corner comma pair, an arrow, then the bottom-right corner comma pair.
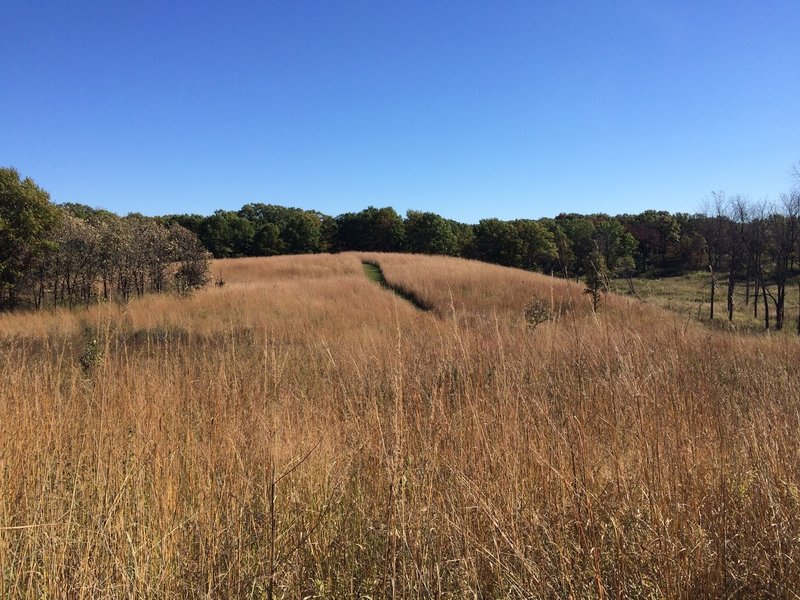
1,253 -> 799,597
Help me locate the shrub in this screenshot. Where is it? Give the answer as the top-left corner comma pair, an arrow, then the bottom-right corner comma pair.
524,296 -> 553,330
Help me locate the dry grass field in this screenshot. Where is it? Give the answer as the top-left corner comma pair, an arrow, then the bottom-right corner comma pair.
1,252 -> 799,598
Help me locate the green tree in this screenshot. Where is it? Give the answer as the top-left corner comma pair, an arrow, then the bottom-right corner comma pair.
511,219 -> 558,271
334,207 -> 405,252
620,210 -> 681,272
252,223 -> 284,256
448,220 -> 476,258
318,213 -> 337,252
554,214 -> 596,277
0,168 -> 61,308
198,211 -> 255,258
540,219 -> 575,277
404,210 -> 458,255
593,218 -> 637,274
473,219 -> 522,267
161,213 -> 205,237
280,212 -> 322,254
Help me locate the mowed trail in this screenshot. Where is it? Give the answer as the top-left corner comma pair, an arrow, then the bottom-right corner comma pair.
360,259 -> 434,312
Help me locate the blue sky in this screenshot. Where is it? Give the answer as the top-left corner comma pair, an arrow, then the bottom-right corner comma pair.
2,1 -> 798,222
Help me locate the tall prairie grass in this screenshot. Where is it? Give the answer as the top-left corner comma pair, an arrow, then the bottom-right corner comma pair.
0,252 -> 798,598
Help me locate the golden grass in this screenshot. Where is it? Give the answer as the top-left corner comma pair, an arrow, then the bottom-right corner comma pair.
1,252 -> 799,597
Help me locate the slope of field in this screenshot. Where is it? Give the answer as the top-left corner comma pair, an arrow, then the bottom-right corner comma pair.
1,253 -> 799,598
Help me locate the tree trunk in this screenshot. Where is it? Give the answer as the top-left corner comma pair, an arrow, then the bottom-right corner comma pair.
709,266 -> 716,320
753,277 -> 759,318
727,274 -> 735,321
727,252 -> 736,321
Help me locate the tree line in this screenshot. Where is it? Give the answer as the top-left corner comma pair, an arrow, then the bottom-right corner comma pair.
164,185 -> 800,330
165,205 -> 673,276
0,167 -> 210,311
3,165 -> 799,330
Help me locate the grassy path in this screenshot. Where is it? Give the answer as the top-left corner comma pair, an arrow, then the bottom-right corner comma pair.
361,261 -> 433,312
361,261 -> 385,284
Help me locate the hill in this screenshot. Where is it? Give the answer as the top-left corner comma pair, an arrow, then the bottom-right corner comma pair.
0,253 -> 798,597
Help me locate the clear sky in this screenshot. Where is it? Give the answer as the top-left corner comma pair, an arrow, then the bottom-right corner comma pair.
2,1 -> 798,222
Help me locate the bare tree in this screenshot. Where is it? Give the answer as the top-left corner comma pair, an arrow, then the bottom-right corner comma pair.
763,193 -> 800,330
743,200 -> 769,325
726,195 -> 749,322
698,192 -> 732,320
